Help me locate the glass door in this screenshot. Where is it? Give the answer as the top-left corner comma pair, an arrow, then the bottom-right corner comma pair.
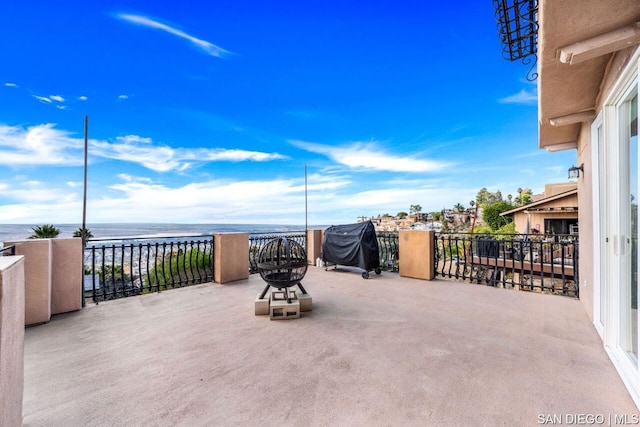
628,93 -> 638,362
599,51 -> 640,407
616,88 -> 638,363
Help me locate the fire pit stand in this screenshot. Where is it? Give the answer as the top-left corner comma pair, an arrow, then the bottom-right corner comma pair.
254,236 -> 312,319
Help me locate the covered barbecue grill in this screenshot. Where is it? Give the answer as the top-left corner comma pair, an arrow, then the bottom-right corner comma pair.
322,221 -> 381,279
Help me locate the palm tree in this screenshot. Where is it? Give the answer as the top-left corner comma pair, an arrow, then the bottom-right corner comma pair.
73,227 -> 93,240
516,188 -> 523,206
29,225 -> 61,239
454,203 -> 465,213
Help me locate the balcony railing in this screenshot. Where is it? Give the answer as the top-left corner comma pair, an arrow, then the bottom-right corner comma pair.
0,245 -> 15,256
248,231 -> 399,274
377,231 -> 399,272
80,229 -> 578,304
434,232 -> 578,297
84,235 -> 214,303
494,0 -> 538,81
249,232 -> 306,274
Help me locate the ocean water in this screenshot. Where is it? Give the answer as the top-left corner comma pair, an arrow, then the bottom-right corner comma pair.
0,223 -> 324,246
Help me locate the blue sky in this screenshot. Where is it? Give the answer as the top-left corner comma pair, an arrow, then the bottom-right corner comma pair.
0,1 -> 575,225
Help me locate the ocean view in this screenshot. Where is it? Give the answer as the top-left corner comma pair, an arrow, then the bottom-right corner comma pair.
0,223 -> 323,246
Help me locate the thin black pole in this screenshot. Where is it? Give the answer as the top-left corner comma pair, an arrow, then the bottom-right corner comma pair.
82,115 -> 88,240
81,115 -> 88,308
305,165 -> 308,233
305,165 -> 308,260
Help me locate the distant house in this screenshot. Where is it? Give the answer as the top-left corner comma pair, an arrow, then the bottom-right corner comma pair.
410,222 -> 429,230
414,212 -> 430,222
500,183 -> 578,235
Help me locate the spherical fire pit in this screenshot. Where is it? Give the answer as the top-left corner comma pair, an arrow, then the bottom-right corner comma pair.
257,237 -> 308,303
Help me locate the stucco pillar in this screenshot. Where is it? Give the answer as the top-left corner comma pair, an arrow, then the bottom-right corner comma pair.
51,238 -> 83,315
0,255 -> 25,427
306,229 -> 323,265
214,233 -> 249,284
7,239 -> 52,325
399,230 -> 435,280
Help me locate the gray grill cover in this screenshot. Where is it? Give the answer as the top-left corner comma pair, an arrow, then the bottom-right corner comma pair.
322,221 -> 380,271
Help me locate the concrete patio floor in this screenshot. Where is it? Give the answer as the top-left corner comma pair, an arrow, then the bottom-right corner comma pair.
24,267 -> 638,426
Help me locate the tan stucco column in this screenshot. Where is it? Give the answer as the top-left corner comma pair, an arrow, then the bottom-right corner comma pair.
306,229 -> 323,265
399,230 -> 435,280
7,239 -> 52,325
214,233 -> 249,284
7,238 -> 83,326
0,255 -> 25,427
51,239 -> 83,315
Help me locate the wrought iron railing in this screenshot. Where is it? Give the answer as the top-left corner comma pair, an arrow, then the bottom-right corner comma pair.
249,231 -> 399,273
494,0 -> 539,81
84,235 -> 214,303
377,232 -> 399,272
0,245 -> 16,256
434,232 -> 578,297
249,232 -> 306,274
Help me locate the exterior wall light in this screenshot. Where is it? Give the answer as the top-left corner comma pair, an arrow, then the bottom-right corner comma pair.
568,164 -> 584,179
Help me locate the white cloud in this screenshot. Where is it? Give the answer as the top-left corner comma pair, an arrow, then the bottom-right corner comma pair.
116,13 -> 232,58
499,88 -> 537,105
33,95 -> 52,103
90,137 -> 181,172
0,124 -> 83,166
0,170 -> 352,224
330,185 -> 473,211
518,168 -> 536,176
116,173 -> 153,183
78,96 -> 88,101
0,165 -> 487,225
193,148 -> 288,162
512,150 -> 545,159
82,174 -> 471,224
117,135 -> 151,144
544,165 -> 568,175
90,135 -> 287,172
0,123 -> 287,171
85,173 -> 350,223
0,180 -> 78,204
290,140 -> 450,173
118,94 -> 129,100
4,82 -> 17,87
32,94 -> 67,107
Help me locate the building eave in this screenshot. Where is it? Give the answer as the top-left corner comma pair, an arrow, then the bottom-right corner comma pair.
537,0 -> 640,150
500,188 -> 578,216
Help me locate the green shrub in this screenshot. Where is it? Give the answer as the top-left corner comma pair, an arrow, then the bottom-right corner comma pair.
439,240 -> 466,258
482,201 -> 513,230
495,222 -> 517,235
147,247 -> 212,288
